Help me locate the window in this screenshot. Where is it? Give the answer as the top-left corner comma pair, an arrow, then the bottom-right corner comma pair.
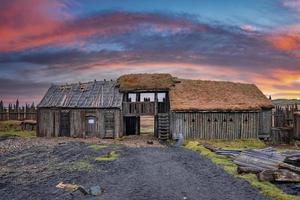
128,93 -> 137,102
140,93 -> 155,102
88,119 -> 95,124
157,93 -> 166,102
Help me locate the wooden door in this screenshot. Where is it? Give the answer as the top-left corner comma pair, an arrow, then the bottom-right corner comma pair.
59,110 -> 70,137
86,116 -> 96,136
104,112 -> 115,138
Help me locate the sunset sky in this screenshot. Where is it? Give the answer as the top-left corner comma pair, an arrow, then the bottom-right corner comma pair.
1,0 -> 300,105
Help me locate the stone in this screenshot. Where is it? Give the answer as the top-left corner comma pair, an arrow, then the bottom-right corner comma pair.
89,185 -> 102,196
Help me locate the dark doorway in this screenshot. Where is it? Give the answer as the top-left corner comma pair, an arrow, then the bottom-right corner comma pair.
59,110 -> 70,137
86,116 -> 96,136
125,116 -> 139,135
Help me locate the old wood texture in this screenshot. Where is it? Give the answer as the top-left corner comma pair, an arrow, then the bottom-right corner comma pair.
237,166 -> 261,174
294,112 -> 300,140
279,162 -> 300,174
270,127 -> 293,144
170,111 -> 266,139
233,148 -> 286,171
203,143 -> 221,152
122,102 -> 155,116
157,113 -> 170,140
37,108 -> 122,138
273,104 -> 299,128
0,100 -> 36,121
258,169 -> 300,182
258,170 -> 275,182
273,169 -> 300,182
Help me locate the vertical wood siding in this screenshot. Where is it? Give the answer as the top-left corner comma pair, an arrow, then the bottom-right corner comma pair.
37,108 -> 122,138
259,110 -> 272,136
171,112 -> 261,139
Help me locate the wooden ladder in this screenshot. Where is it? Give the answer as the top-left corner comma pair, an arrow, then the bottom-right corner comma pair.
157,113 -> 170,140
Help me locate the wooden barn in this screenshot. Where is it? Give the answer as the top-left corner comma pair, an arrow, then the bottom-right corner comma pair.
169,79 -> 274,139
37,80 -> 123,138
37,73 -> 274,140
117,74 -> 173,140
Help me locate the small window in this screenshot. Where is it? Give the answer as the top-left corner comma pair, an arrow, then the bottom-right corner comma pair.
157,93 -> 166,102
214,118 -> 218,122
140,93 -> 155,102
128,93 -> 137,102
244,118 -> 248,122
192,119 -> 195,122
88,119 -> 95,124
229,118 -> 233,122
208,119 -> 211,122
223,119 -> 227,122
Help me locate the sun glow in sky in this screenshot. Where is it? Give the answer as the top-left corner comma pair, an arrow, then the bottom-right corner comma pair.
1,0 -> 300,104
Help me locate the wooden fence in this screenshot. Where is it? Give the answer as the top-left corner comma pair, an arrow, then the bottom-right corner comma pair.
0,100 -> 37,121
272,104 -> 299,127
0,108 -> 37,121
271,104 -> 300,143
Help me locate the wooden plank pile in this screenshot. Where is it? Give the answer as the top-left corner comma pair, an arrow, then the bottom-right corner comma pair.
203,144 -> 300,182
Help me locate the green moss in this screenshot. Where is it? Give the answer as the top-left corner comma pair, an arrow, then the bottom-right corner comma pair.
193,139 -> 266,150
69,160 -> 93,172
0,120 -> 22,131
0,120 -> 35,138
89,144 -> 107,151
0,130 -> 35,138
95,151 -> 119,161
185,141 -> 300,200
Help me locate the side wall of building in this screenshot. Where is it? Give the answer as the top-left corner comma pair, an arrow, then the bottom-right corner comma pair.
170,111 -> 262,139
259,109 -> 272,136
37,108 -> 122,138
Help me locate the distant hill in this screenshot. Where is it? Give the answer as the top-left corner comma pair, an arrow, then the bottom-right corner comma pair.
272,99 -> 300,106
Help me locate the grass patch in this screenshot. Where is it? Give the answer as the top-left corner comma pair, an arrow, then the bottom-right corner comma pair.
0,120 -> 22,131
0,130 -> 35,138
185,141 -> 300,200
89,144 -> 107,151
95,151 -> 119,162
0,120 -> 35,138
69,160 -> 93,172
192,139 -> 266,150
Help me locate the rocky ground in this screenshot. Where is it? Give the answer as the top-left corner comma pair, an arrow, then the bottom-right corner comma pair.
0,137 -> 269,200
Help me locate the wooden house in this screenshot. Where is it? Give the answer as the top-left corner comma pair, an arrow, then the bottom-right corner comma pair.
37,80 -> 123,138
37,73 -> 274,140
169,79 -> 274,139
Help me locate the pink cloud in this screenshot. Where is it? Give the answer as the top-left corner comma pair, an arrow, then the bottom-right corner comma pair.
240,24 -> 256,32
282,0 -> 300,12
0,2 -> 208,52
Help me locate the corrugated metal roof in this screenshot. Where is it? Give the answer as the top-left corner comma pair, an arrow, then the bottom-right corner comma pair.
38,80 -> 123,108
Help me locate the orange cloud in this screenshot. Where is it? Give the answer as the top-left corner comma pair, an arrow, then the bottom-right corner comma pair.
266,24 -> 300,56
251,68 -> 300,99
0,2 -> 208,52
268,35 -> 300,51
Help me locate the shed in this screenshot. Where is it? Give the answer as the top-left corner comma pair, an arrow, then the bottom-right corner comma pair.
37,80 -> 123,138
169,79 -> 274,139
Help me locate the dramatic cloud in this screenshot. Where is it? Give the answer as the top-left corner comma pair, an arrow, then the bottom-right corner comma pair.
0,3 -> 208,52
1,0 -> 300,104
282,0 -> 300,13
266,24 -> 300,58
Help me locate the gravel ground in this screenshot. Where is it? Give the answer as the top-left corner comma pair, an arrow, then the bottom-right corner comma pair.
0,139 -> 268,200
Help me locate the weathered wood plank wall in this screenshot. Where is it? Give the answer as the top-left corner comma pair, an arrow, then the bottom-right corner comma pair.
294,113 -> 300,140
37,108 -> 122,138
170,112 -> 262,139
259,110 -> 272,135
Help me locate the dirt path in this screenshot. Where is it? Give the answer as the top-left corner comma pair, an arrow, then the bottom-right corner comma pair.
0,140 -> 268,200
